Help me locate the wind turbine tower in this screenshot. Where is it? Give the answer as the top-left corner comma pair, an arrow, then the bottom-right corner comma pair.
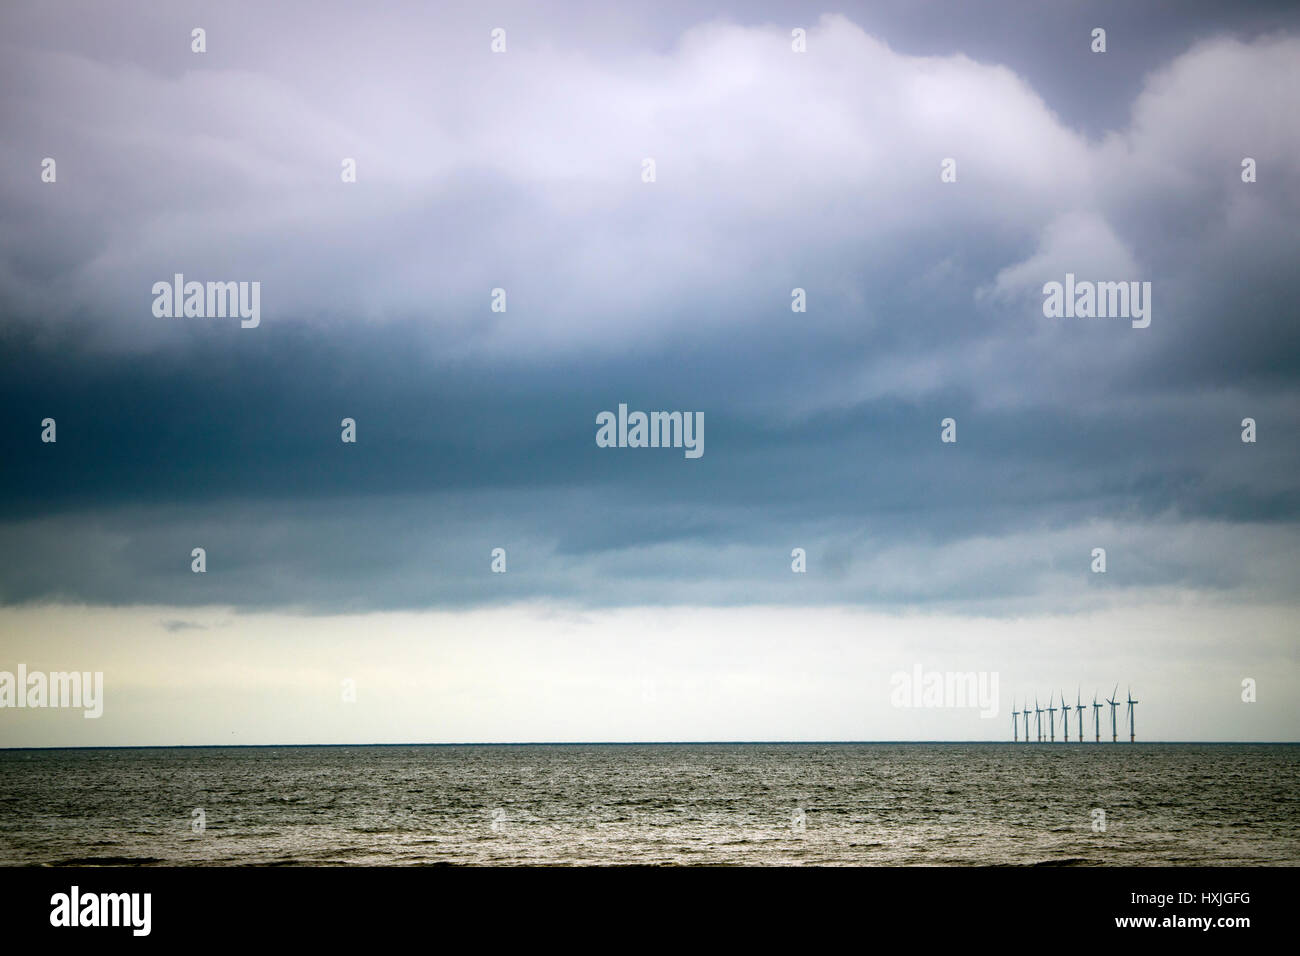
1059,690 -> 1070,742
1075,690 -> 1086,743
1106,684 -> 1120,743
1126,688 -> 1139,743
1091,692 -> 1103,743
1012,699 -> 1018,742
1047,693 -> 1057,742
1034,697 -> 1043,742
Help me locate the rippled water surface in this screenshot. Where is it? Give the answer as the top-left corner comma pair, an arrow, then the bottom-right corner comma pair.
0,744 -> 1295,865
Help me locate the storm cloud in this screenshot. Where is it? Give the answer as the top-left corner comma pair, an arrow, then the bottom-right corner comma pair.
1,2 -> 1298,615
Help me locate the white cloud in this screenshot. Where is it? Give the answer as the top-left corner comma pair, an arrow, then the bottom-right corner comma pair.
981,210 -> 1141,303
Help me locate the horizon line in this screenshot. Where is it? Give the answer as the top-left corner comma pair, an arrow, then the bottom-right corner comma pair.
2,739 -> 1297,751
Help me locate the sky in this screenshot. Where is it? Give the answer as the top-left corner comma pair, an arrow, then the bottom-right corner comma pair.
1,1 -> 1297,744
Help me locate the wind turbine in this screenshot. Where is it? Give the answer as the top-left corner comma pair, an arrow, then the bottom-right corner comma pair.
1034,697 -> 1043,742
1091,691 -> 1103,742
1059,689 -> 1070,742
1022,704 -> 1030,742
1126,688 -> 1139,743
1106,684 -> 1120,743
1075,689 -> 1086,742
1046,692 -> 1057,742
1012,698 -> 1018,742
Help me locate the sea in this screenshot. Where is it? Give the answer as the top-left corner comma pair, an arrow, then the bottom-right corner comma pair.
0,743 -> 1295,866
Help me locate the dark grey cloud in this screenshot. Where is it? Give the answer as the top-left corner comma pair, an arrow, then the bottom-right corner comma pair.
1,2 -> 1297,613
160,618 -> 207,633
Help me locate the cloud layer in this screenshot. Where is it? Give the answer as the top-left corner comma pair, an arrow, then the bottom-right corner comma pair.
1,6 -> 1297,615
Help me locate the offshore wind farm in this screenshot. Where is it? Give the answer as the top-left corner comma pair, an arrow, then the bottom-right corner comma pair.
1012,686 -> 1139,742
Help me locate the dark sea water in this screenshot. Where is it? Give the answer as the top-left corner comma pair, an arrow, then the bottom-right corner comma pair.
0,743 -> 1295,866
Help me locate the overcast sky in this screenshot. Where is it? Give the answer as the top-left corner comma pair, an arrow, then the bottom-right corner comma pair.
1,1 -> 1297,744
